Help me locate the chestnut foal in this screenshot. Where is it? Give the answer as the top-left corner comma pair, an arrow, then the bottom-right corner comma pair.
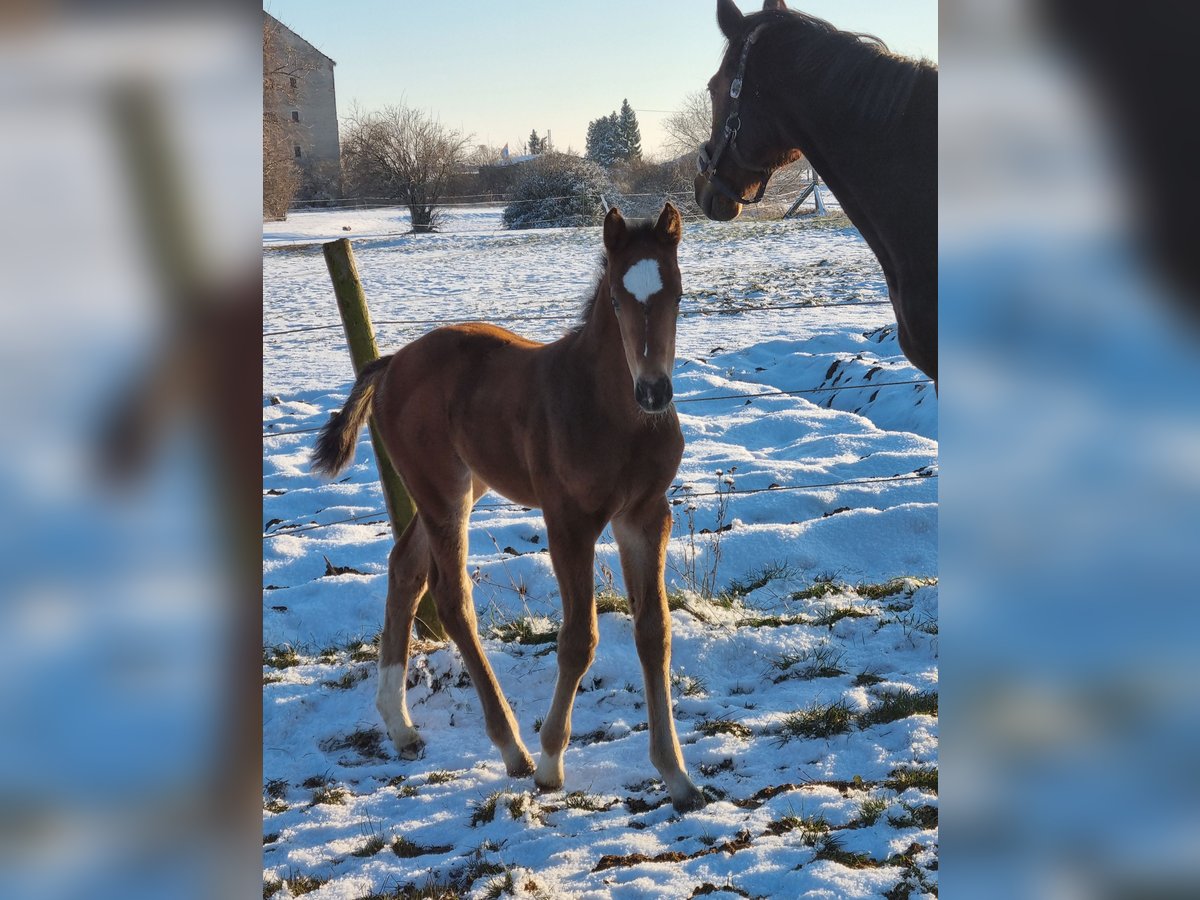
311,203 -> 705,812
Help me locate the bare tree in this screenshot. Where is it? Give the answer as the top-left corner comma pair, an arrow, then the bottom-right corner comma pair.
262,16 -> 313,220
662,91 -> 714,160
341,104 -> 472,233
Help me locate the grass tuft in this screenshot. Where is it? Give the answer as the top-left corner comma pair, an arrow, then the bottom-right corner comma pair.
595,591 -> 630,615
263,644 -> 302,669
392,836 -> 454,858
694,718 -> 753,740
812,833 -> 879,869
470,790 -> 504,826
885,765 -> 938,794
769,646 -> 845,681
671,671 -> 708,697
489,617 -> 558,646
851,796 -> 889,828
858,690 -> 938,727
425,769 -> 460,785
776,700 -> 854,741
321,727 -> 389,759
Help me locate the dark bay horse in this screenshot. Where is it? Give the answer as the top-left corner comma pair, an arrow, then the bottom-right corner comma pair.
311,204 -> 707,812
695,0 -> 938,385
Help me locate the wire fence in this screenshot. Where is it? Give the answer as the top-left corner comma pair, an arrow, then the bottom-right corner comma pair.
262,378 -> 931,441
262,470 -> 937,540
263,200 -> 932,549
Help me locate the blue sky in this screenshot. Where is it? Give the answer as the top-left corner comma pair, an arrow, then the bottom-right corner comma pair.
264,1 -> 937,158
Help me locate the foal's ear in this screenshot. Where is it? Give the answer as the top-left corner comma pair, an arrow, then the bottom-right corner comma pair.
717,0 -> 744,39
603,206 -> 627,252
763,0 -> 787,11
655,202 -> 682,245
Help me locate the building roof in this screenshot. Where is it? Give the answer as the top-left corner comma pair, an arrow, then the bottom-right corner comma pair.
263,11 -> 336,66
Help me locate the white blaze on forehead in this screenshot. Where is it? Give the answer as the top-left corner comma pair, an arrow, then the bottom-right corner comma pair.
622,258 -> 663,304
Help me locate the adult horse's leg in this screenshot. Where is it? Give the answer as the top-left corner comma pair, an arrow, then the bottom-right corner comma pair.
376,517 -> 431,757
423,483 -> 535,777
613,497 -> 706,812
534,514 -> 602,792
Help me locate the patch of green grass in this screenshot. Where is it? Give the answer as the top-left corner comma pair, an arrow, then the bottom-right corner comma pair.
264,778 -> 288,801
563,791 -> 612,811
812,833 -> 879,869
506,792 -> 540,821
470,790 -> 504,826
263,878 -> 282,899
353,834 -> 388,857
854,671 -> 886,687
792,576 -> 841,601
264,799 -> 288,814
284,871 -> 327,895
769,646 -> 845,681
595,591 -> 630,615
764,813 -> 830,844
425,770 -> 460,785
886,766 -> 938,795
391,836 -> 453,858
396,784 -> 419,798
263,644 -> 301,669
321,727 -> 388,759
304,775 -> 348,806
733,613 -> 807,628
349,636 -> 380,662
719,561 -> 793,603
489,617 -> 558,646
263,673 -> 283,685
810,606 -> 873,628
888,802 -> 939,829
479,870 -> 517,900
671,671 -> 708,697
777,700 -> 854,741
695,718 -> 753,740
851,796 -> 889,828
858,691 -> 938,728
263,832 -> 279,845
322,666 -> 370,690
854,578 -> 911,600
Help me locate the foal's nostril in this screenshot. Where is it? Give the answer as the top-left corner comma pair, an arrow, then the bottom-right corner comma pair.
635,377 -> 674,412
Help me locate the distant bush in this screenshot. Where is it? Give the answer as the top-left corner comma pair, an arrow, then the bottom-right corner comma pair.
503,154 -> 612,230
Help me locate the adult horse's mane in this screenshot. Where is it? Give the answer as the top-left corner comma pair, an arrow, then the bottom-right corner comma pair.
740,9 -> 935,131
575,219 -> 659,327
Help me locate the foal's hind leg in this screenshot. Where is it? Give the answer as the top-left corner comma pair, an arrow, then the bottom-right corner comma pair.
534,515 -> 603,791
376,518 -> 431,757
613,497 -> 705,812
423,485 -> 534,777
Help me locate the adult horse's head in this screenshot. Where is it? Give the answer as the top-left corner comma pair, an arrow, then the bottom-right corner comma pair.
695,0 -> 803,221
603,203 -> 683,414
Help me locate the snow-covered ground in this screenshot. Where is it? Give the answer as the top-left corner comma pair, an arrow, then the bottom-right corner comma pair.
264,206 -> 937,899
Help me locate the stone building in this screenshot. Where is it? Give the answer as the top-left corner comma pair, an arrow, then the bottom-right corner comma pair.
264,12 -> 340,201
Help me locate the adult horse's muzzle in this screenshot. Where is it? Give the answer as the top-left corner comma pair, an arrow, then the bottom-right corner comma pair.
694,172 -> 742,222
635,375 -> 674,414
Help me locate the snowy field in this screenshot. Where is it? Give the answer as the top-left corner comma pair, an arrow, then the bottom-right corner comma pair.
263,205 -> 937,899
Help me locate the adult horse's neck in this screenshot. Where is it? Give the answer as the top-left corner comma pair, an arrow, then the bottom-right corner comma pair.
761,21 -> 936,288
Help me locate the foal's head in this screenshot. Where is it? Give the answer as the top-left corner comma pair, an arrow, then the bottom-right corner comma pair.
695,0 -> 804,221
602,203 -> 683,415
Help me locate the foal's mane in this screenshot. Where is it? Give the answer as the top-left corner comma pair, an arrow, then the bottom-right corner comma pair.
738,9 -> 935,129
576,219 -> 661,327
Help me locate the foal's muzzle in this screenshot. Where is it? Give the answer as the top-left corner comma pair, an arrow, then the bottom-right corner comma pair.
635,376 -> 673,413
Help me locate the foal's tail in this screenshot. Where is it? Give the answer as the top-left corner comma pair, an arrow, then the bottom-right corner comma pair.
310,355 -> 392,478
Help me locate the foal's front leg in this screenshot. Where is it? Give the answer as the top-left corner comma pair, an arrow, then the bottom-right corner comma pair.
613,498 -> 706,812
534,518 -> 602,792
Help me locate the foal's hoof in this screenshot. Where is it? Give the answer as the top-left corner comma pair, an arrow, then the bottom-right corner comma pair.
670,783 -> 708,814
505,752 -> 536,778
387,725 -> 424,760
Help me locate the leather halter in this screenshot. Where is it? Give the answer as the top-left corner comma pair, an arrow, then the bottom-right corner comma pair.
697,22 -> 773,205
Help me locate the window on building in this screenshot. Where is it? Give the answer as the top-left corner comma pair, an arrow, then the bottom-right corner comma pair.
291,110 -> 300,123
289,76 -> 297,90
294,145 -> 302,158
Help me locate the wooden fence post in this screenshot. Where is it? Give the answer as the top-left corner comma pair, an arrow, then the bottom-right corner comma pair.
322,238 -> 445,640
